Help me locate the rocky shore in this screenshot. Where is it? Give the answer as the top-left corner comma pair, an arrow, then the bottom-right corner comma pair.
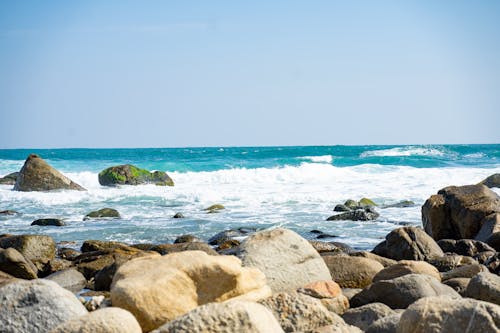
1,154 -> 500,332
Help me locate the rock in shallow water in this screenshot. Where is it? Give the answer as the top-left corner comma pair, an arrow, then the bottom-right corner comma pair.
83,208 -> 121,221
327,207 -> 379,221
98,164 -> 174,186
31,218 -> 66,227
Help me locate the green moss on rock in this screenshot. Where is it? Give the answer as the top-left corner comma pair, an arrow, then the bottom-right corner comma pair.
84,208 -> 121,220
98,164 -> 174,187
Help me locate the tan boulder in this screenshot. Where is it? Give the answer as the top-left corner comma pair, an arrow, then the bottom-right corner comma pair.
373,260 -> 441,282
323,255 -> 383,288
50,307 -> 141,333
441,263 -> 488,281
350,251 -> 397,267
110,250 -> 271,332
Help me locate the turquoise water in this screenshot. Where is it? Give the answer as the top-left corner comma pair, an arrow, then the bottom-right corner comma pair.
1,144 -> 499,250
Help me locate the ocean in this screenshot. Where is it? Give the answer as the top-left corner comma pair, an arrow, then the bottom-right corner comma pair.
1,144 -> 499,250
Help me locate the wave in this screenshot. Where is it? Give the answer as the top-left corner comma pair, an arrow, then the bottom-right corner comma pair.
297,155 -> 333,163
360,147 -> 446,158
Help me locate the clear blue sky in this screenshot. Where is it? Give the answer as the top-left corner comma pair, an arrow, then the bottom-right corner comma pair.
1,1 -> 499,148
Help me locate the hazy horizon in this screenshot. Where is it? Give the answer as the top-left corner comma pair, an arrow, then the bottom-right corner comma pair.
1,1 -> 499,148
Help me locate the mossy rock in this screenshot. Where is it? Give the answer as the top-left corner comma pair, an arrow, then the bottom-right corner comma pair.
0,172 -> 19,185
344,200 -> 359,209
359,198 -> 377,207
83,208 -> 121,220
203,204 -> 225,213
98,164 -> 174,186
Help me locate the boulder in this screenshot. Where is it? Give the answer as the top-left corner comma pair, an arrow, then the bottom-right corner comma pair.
350,251 -> 397,267
45,268 -> 86,293
208,227 -> 256,245
298,281 -> 349,315
174,234 -> 202,244
0,234 -> 56,266
437,238 -> 494,256
151,300 -> 283,333
373,260 -> 441,282
334,204 -> 351,212
465,272 -> 500,305
0,279 -> 87,333
150,242 -> 217,256
204,204 -> 226,213
442,277 -> 470,296
480,173 -> 500,188
31,218 -> 66,227
359,198 -> 377,207
342,303 -> 396,331
422,184 -> 500,240
0,172 -> 19,185
50,307 -> 141,333
351,274 -> 459,309
322,255 -> 383,288
372,227 -> 443,261
441,263 -> 488,281
0,210 -> 18,215
0,247 -> 38,279
83,208 -> 121,220
486,230 -> 500,251
485,253 -> 500,274
397,296 -> 500,333
366,313 -> 401,333
98,164 -> 174,186
172,212 -> 185,218
58,247 -> 81,261
427,253 -> 477,272
110,250 -> 271,332
327,207 -> 379,221
260,291 -> 340,332
81,240 -> 133,252
309,241 -> 345,254
235,228 -> 331,292
476,213 -> 500,242
14,154 -> 86,191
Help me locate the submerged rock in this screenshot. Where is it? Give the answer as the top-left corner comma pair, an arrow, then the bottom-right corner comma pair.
31,218 -> 66,227
172,212 -> 185,218
0,210 -> 19,216
204,204 -> 225,213
327,207 -> 379,221
14,154 -> 86,192
0,172 -> 19,185
83,208 -> 121,220
381,200 -> 416,208
98,164 -> 174,186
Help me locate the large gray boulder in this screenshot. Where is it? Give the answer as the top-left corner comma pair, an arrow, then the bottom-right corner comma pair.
342,303 -> 396,331
98,164 -> 174,186
0,279 -> 87,333
465,272 -> 500,305
260,291 -> 338,332
372,227 -> 443,261
397,296 -> 500,333
422,184 -> 500,240
14,154 -> 85,191
351,274 -> 459,309
366,313 -> 401,333
0,247 -> 38,279
151,300 -> 284,333
236,228 -> 332,292
50,307 -> 141,333
45,268 -> 87,293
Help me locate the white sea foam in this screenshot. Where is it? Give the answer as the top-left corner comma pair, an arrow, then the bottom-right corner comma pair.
298,155 -> 333,163
360,147 -> 446,158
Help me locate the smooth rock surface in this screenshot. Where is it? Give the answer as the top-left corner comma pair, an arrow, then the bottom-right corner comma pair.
342,303 -> 396,331
45,268 -> 87,293
373,260 -> 441,282
465,272 -> 500,305
0,247 -> 38,279
323,255 -> 383,288
0,234 -> 56,265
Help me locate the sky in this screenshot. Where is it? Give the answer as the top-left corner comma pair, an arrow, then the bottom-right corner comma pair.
0,1 -> 499,148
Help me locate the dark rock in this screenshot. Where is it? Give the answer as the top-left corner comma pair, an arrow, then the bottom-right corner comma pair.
422,184 -> 500,240
381,200 -> 416,209
372,226 -> 444,261
174,234 -> 202,244
327,207 -> 379,221
485,253 -> 500,274
31,218 -> 66,227
428,254 -> 477,272
480,173 -> 500,188
486,231 -> 500,251
350,274 -> 460,309
476,213 -> 500,241
172,212 -> 184,218
81,240 -> 133,253
441,263 -> 488,281
0,247 -> 38,279
215,239 -> 240,252
83,208 -> 120,221
208,229 -> 243,245
94,260 -> 123,291
58,248 -> 81,261
474,251 -> 496,265
0,234 -> 56,266
344,199 -> 359,209
0,172 -> 19,185
316,233 -> 338,239
14,154 -> 86,192
437,238 -> 495,256
465,271 -> 500,305
40,258 -> 73,277
45,268 -> 86,293
333,204 -> 351,212
443,277 -> 470,296
150,242 -> 217,256
0,210 -> 18,216
342,303 -> 396,331
98,164 -> 174,186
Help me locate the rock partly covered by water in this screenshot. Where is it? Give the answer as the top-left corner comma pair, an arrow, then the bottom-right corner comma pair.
0,172 -> 19,185
83,208 -> 121,220
111,250 -> 271,332
480,173 -> 500,188
235,228 -> 332,293
13,154 -> 86,192
422,184 -> 500,240
98,164 -> 174,186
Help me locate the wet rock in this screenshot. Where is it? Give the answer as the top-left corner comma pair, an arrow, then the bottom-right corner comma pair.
45,268 -> 86,293
323,255 -> 383,288
0,172 -> 19,185
215,239 -> 240,252
398,296 -> 500,333
327,207 -> 379,221
334,204 -> 351,212
372,226 -> 443,261
359,198 -> 377,207
381,200 -> 416,209
14,154 -> 86,191
111,251 -> 271,332
98,164 -> 174,186
0,247 -> 38,279
486,230 -> 500,251
203,204 -> 225,213
0,210 -> 18,216
0,279 -> 87,333
351,274 -> 460,309
151,300 -> 283,333
31,218 -> 66,227
422,184 -> 500,240
235,228 -> 332,293
172,212 -> 184,218
174,234 -> 201,243
83,208 -> 121,220
208,228 -> 251,245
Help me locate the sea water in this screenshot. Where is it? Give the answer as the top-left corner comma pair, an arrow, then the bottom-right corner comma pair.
0,144 -> 499,250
